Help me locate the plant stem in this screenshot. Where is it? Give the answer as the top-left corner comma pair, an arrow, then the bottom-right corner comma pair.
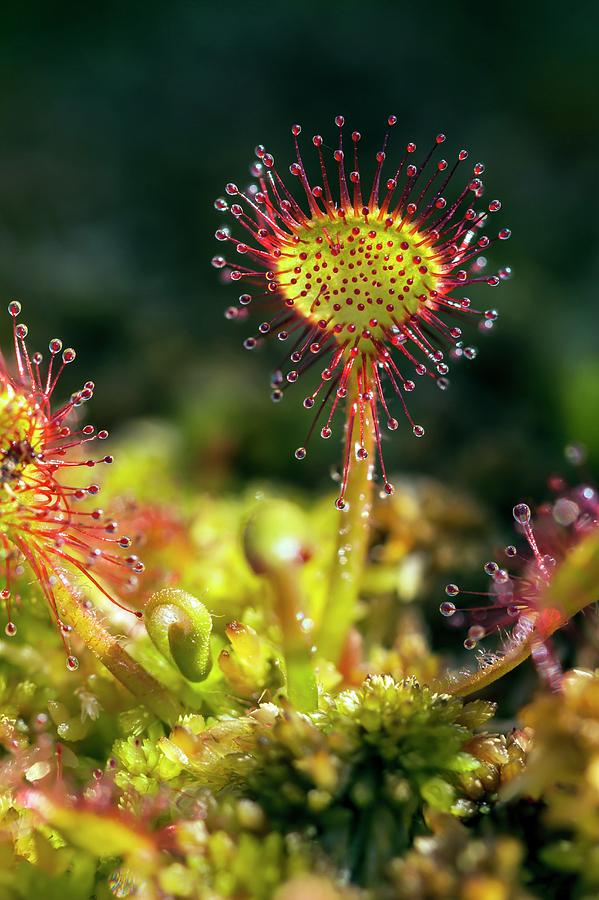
270,566 -> 306,653
270,566 -> 318,712
317,395 -> 375,664
59,587 -> 183,725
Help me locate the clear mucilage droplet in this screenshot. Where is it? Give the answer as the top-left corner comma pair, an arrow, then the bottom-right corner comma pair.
513,503 -> 531,525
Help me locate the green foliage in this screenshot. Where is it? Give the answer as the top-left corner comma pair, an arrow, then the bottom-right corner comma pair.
507,670 -> 599,893
0,428 -> 597,898
156,676 -> 522,889
389,811 -> 532,900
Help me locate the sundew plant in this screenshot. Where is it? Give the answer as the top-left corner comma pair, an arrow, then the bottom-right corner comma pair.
0,112 -> 598,900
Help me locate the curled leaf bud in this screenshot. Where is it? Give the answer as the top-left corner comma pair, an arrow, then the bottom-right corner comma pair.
145,589 -> 212,682
243,499 -> 312,575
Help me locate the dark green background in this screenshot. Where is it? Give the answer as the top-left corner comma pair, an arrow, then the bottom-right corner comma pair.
1,1 -> 597,510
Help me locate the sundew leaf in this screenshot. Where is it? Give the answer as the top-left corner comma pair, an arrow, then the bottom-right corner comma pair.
442,527 -> 599,697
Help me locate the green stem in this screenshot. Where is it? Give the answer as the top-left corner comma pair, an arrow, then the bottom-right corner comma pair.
59,587 -> 183,725
270,567 -> 306,653
242,500 -> 317,711
317,393 -> 375,663
270,566 -> 318,713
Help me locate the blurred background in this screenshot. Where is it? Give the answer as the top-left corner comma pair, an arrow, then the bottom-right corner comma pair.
1,0 -> 597,513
